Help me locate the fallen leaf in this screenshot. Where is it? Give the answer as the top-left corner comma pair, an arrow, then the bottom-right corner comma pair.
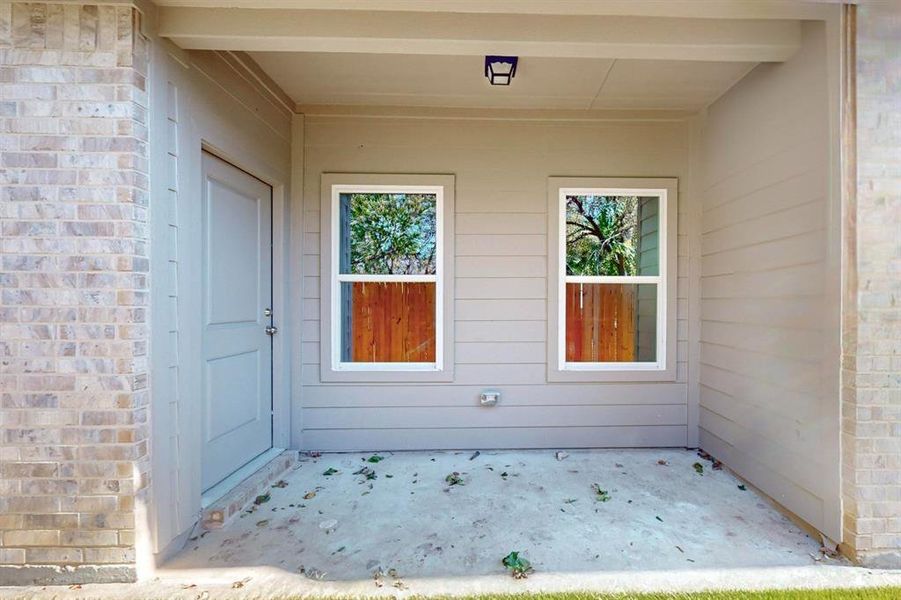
591,483 -> 611,502
256,519 -> 269,527
501,550 -> 533,579
254,492 -> 271,505
303,491 -> 316,500
68,585 -> 82,590
470,450 -> 481,461
657,459 -> 669,466
445,472 -> 464,486
354,466 -> 377,480
737,484 -> 747,491
231,577 -> 251,589
693,462 -> 704,475
367,455 -> 385,463
272,480 -> 289,488
322,467 -> 338,476
655,516 -> 664,522
180,584 -> 197,590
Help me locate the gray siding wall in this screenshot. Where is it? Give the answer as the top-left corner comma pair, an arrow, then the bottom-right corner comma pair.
299,116 -> 697,450
697,21 -> 842,539
149,44 -> 292,553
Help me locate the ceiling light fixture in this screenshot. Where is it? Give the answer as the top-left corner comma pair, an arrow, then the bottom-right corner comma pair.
484,55 -> 518,86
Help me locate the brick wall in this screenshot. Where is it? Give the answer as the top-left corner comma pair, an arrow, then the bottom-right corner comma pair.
842,1 -> 901,568
0,2 -> 149,584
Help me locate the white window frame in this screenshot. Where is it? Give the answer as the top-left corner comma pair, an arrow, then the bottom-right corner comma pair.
547,177 -> 677,383
319,174 -> 455,383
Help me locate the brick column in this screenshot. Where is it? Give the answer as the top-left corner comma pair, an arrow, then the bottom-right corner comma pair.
0,2 -> 150,584
842,1 -> 901,568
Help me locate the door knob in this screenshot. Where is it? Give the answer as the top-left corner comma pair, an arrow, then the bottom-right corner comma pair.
265,325 -> 278,336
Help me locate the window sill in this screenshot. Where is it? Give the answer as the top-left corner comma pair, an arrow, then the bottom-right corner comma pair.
320,364 -> 455,383
547,364 -> 676,383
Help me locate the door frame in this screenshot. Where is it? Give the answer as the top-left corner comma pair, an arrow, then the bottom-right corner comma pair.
193,138 -> 292,496
199,149 -> 276,496
200,143 -> 291,455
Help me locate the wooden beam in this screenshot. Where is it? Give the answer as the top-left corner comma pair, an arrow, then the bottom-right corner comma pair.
159,8 -> 802,62
153,1 -> 840,21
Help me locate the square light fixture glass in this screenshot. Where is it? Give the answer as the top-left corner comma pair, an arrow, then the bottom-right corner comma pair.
484,55 -> 518,86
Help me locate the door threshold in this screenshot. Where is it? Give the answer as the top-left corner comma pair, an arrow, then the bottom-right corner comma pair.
201,447 -> 285,510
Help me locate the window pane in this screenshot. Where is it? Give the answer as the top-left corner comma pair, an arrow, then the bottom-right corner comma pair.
339,192 -> 437,275
565,195 -> 659,276
340,281 -> 436,363
565,283 -> 657,362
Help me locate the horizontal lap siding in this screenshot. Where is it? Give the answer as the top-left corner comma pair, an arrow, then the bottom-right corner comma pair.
301,116 -> 693,450
697,22 -> 840,539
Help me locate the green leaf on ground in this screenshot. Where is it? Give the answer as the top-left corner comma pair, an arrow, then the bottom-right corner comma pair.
446,472 -> 464,486
354,466 -> 377,480
367,455 -> 385,463
592,484 -> 611,502
322,468 -> 338,476
501,551 -> 533,579
738,484 -> 747,491
693,462 -> 704,475
254,492 -> 270,505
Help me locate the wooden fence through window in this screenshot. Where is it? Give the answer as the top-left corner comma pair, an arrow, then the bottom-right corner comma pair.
349,281 -> 436,363
565,283 -> 637,362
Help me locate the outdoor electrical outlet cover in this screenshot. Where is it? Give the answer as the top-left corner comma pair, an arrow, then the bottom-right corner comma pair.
480,390 -> 500,406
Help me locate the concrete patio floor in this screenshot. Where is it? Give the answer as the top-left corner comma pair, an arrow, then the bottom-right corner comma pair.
4,449 -> 901,599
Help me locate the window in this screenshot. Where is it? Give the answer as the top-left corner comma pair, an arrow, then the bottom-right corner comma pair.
547,177 -> 677,382
320,174 -> 455,382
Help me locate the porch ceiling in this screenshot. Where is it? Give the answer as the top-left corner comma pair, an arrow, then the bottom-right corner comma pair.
249,52 -> 756,111
157,5 -> 803,112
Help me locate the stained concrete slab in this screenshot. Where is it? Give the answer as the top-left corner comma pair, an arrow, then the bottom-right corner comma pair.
3,450 -> 901,599
167,449 -> 827,577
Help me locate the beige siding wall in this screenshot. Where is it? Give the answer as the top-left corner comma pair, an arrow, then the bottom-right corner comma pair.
697,22 -> 842,540
843,1 -> 901,568
300,115 -> 697,450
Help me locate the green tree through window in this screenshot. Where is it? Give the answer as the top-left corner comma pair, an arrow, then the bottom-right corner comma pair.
341,193 -> 437,275
565,195 -> 638,276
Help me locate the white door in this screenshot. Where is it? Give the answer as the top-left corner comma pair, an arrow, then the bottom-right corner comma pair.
200,152 -> 273,491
